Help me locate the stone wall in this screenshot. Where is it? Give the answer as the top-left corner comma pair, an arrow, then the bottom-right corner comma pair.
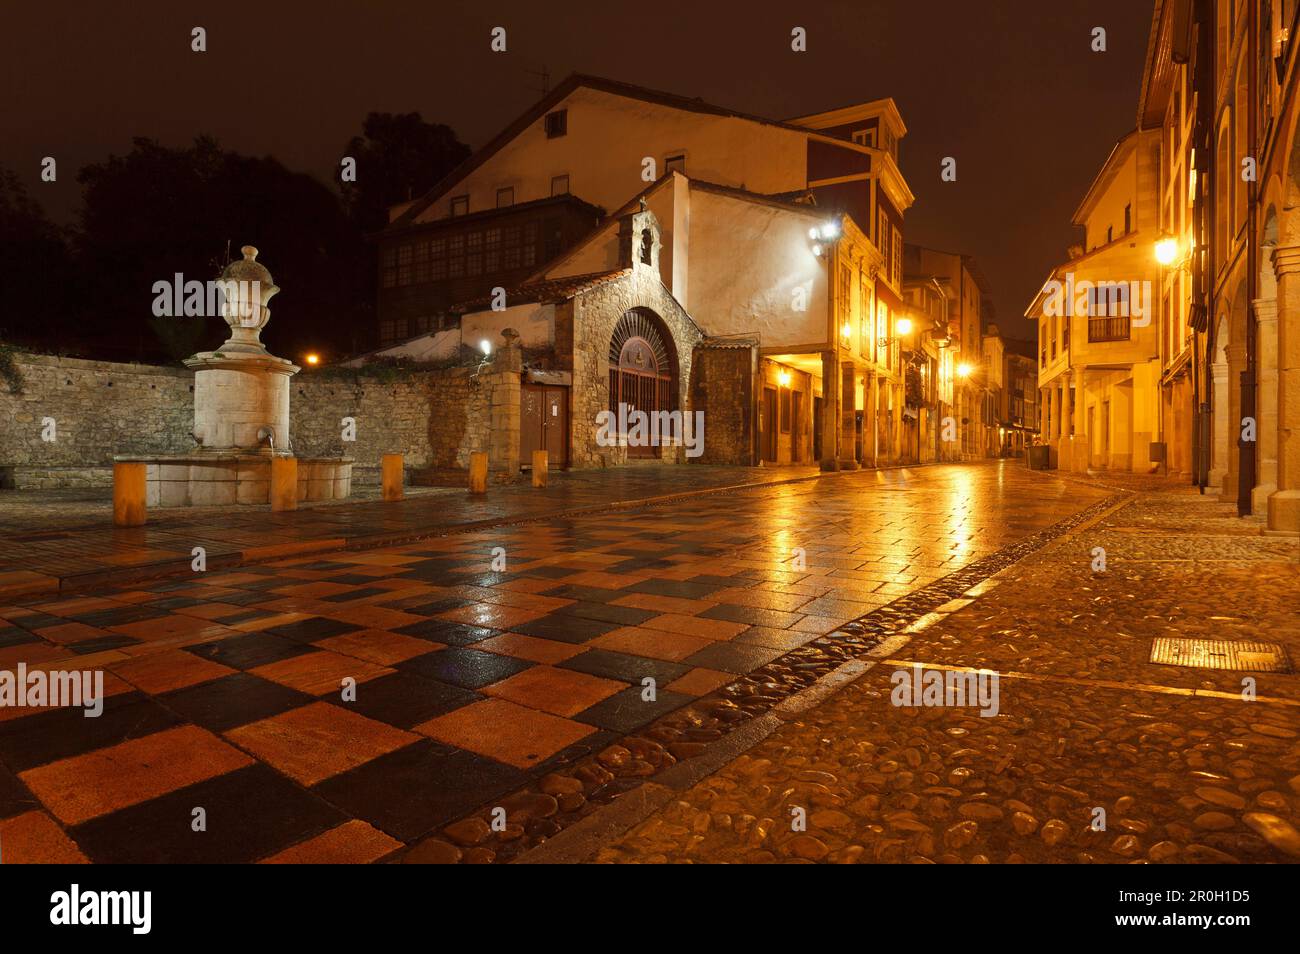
0,354 -> 194,488
569,266 -> 705,468
691,345 -> 756,465
0,350 -> 492,489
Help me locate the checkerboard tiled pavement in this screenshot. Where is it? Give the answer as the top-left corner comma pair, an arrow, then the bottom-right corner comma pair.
0,462 -> 1111,862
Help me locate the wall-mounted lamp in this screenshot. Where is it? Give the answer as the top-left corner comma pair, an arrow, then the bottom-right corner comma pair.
777,369 -> 791,387
1154,234 -> 1179,267
480,339 -> 492,356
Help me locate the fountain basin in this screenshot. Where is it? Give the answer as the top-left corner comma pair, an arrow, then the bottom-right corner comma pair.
115,454 -> 353,507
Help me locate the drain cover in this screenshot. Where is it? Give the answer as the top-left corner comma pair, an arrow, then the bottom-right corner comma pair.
1150,637 -> 1292,673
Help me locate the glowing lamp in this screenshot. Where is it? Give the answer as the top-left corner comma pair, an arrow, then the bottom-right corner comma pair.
957,362 -> 974,379
304,353 -> 320,366
777,369 -> 791,387
480,339 -> 492,355
896,317 -> 913,336
1154,236 -> 1178,266
820,220 -> 841,240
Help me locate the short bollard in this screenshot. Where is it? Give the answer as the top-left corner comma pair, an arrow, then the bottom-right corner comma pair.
469,452 -> 488,494
381,453 -> 404,501
532,450 -> 548,487
271,456 -> 298,511
113,462 -> 147,527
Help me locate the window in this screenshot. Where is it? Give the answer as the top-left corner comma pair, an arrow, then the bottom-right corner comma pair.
545,109 -> 567,138
551,174 -> 570,196
877,302 -> 889,369
1124,203 -> 1132,234
665,153 -> 686,174
465,231 -> 483,277
779,386 -> 792,433
852,128 -> 876,147
891,230 -> 902,288
496,187 -> 514,208
1106,225 -> 1113,244
878,209 -> 889,250
450,195 -> 468,217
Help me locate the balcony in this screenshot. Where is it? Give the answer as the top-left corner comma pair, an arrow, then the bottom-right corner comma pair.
1088,316 -> 1131,343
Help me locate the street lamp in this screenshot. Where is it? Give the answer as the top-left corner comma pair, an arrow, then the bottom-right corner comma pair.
957,362 -> 974,379
896,317 -> 913,336
304,353 -> 320,366
777,369 -> 791,387
1154,234 -> 1179,266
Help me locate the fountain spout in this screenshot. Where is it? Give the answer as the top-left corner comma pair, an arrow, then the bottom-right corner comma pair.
257,425 -> 275,455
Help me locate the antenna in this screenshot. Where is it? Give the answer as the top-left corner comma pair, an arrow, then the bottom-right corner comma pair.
525,65 -> 550,98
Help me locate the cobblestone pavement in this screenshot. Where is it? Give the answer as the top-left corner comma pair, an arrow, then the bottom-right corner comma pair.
0,464 -> 819,598
0,460 -> 1113,863
593,479 -> 1300,864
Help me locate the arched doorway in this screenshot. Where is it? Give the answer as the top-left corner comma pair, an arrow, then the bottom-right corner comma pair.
608,308 -> 677,459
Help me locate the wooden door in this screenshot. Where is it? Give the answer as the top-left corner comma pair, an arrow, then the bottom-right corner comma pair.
762,387 -> 778,462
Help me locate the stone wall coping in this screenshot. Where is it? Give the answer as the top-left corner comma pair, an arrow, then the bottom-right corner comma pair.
114,454 -> 356,463
15,352 -> 193,378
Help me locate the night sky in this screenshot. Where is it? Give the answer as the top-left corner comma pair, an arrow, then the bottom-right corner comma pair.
2,0 -> 1153,341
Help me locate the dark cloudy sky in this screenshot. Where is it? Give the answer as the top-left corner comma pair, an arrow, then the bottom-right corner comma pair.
1,0 -> 1153,340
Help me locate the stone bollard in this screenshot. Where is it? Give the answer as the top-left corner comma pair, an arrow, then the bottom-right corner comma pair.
113,462 -> 147,527
469,452 -> 488,494
532,450 -> 548,487
271,457 -> 298,511
381,454 -> 404,501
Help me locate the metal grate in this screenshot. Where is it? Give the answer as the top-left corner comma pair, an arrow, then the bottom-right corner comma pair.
1150,637 -> 1292,673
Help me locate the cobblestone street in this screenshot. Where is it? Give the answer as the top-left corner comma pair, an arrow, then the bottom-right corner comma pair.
592,474 -> 1300,864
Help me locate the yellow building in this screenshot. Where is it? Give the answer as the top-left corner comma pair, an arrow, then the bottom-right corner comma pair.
1027,130 -> 1164,472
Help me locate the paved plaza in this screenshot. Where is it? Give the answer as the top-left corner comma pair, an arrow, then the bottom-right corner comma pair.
0,461 -> 1296,863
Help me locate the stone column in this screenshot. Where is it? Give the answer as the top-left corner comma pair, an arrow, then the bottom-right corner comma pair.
487,332 -> 522,474
1252,296 -> 1280,512
1059,376 -> 1073,470
1072,368 -> 1086,471
1269,246 -> 1300,532
1208,356 -> 1230,490
820,350 -> 840,470
1221,339 -> 1247,502
840,364 -> 858,469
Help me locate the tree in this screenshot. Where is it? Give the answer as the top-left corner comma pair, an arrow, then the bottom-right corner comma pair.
76,137 -> 358,361
0,167 -> 75,350
340,112 -> 470,234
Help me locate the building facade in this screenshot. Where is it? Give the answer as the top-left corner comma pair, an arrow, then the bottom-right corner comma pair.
360,75 -> 916,474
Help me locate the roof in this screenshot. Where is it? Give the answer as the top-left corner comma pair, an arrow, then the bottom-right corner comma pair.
389,73 -> 885,230
1070,130 -> 1139,226
450,268 -> 631,314
373,193 -> 604,241
1136,0 -> 1177,130
1003,338 -> 1037,359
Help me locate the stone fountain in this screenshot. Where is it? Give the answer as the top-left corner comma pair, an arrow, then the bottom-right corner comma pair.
116,246 -> 352,507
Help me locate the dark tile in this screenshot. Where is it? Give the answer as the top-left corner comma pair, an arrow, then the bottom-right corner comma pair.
684,641 -> 786,673
146,596 -> 203,610
393,620 -> 494,645
512,613 -> 621,644
5,611 -> 63,630
699,603 -> 781,626
186,631 -> 316,670
347,672 -> 479,729
71,763 -> 346,863
312,740 -> 523,842
0,627 -> 40,649
319,587 -> 391,603
161,673 -> 314,732
220,608 -> 274,625
559,648 -> 688,686
264,617 -> 364,643
69,634 -> 140,654
553,601 -> 658,626
70,606 -> 168,627
398,648 -> 532,690
201,589 -> 272,607
625,578 -> 730,600
690,574 -> 753,587
519,565 -> 582,580
400,597 -> 474,617
0,761 -> 38,820
536,583 -> 626,603
573,686 -> 695,734
326,573 -> 390,585
0,693 -> 180,772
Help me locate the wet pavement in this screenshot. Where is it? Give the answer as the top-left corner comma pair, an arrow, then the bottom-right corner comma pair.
0,464 -> 819,598
0,460 -> 1123,863
591,478 -> 1300,864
